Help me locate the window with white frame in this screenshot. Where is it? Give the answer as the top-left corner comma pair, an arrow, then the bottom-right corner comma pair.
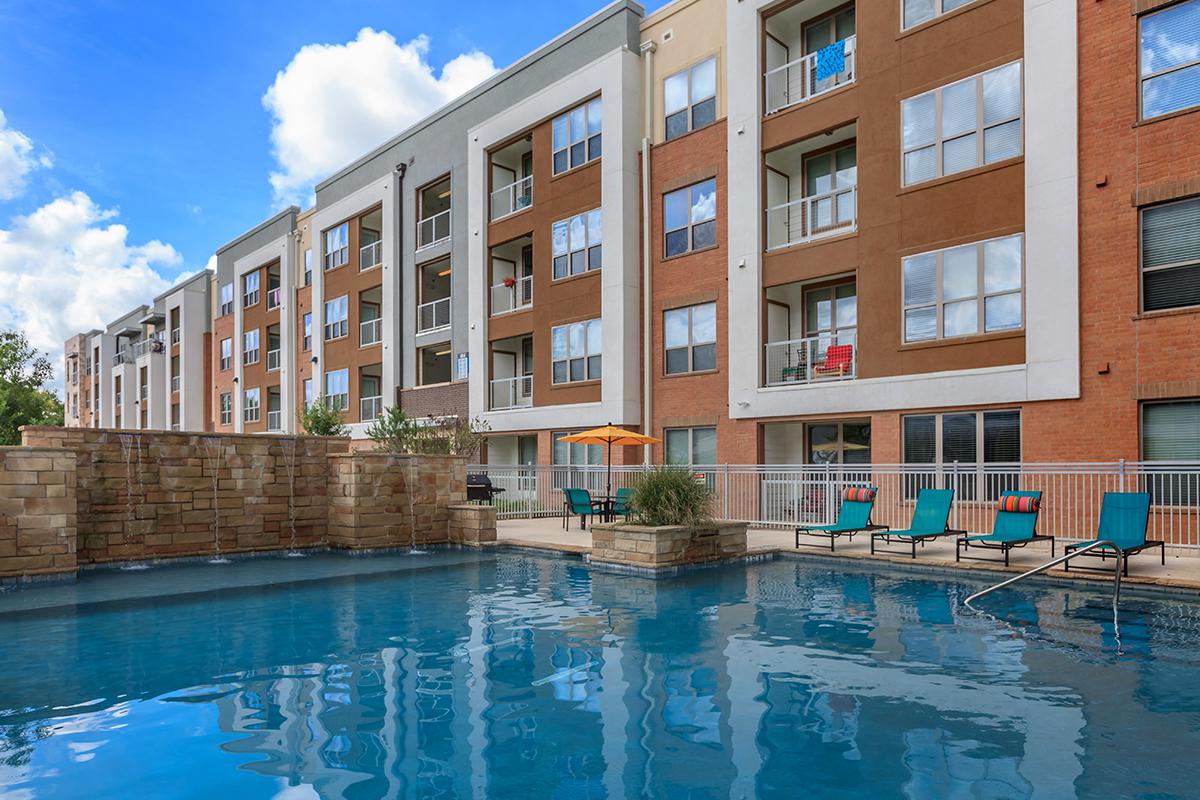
901,61 -> 1022,186
665,426 -> 717,466
303,378 -> 313,408
664,179 -> 717,257
325,368 -> 349,411
1142,400 -> 1200,504
664,302 -> 717,374
243,388 -> 261,423
303,313 -> 313,351
552,209 -> 602,279
324,222 -> 349,270
902,0 -> 978,30
243,270 -> 260,307
303,248 -> 312,286
219,283 -> 234,316
665,57 -> 717,141
902,410 -> 1020,500
1140,1 -> 1200,120
902,234 -> 1023,342
551,319 -> 601,384
552,98 -> 602,175
243,329 -> 259,365
220,392 -> 232,425
324,295 -> 348,340
219,338 -> 232,371
1141,196 -> 1200,312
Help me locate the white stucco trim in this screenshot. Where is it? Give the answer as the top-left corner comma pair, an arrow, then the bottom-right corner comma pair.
233,236 -> 290,433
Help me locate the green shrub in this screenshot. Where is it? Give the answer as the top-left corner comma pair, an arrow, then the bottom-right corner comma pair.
298,398 -> 349,437
629,466 -> 713,527
366,407 -> 490,457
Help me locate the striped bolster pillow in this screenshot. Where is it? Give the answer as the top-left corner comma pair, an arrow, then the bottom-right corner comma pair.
999,495 -> 1040,513
843,487 -> 877,503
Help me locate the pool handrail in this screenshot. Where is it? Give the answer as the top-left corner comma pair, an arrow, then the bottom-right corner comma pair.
964,539 -> 1123,615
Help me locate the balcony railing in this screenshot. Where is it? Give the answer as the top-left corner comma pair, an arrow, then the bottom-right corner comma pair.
266,410 -> 282,432
139,385 -> 148,401
764,329 -> 857,387
360,240 -> 381,270
171,375 -> 181,393
490,175 -> 533,220
766,185 -> 857,251
360,318 -> 382,347
490,375 -> 533,410
416,209 -> 451,250
171,328 -> 181,345
764,35 -> 856,115
171,423 -> 180,432
418,297 -> 451,332
266,288 -> 282,311
132,338 -> 164,358
491,275 -> 533,316
360,395 -> 383,422
266,349 -> 281,371
113,348 -> 133,366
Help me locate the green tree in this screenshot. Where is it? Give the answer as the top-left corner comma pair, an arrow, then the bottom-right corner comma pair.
0,331 -> 63,445
366,406 -> 489,457
297,397 -> 349,437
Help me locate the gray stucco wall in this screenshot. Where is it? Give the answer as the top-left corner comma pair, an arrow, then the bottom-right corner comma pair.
214,206 -> 298,284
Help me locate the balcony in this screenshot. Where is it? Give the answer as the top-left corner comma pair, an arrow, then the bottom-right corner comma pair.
765,36 -> 856,115
171,328 -> 181,345
360,240 -> 381,270
360,317 -> 382,347
360,395 -> 383,423
765,330 -> 857,387
132,339 -> 163,358
417,209 -> 450,250
763,1 -> 856,115
490,376 -> 533,410
266,349 -> 281,372
266,288 -> 282,311
491,175 -> 533,221
766,187 -> 857,250
266,410 -> 282,432
171,375 -> 181,393
113,348 -> 133,366
491,275 -> 533,316
765,129 -> 857,251
418,298 -> 451,332
140,385 -> 148,401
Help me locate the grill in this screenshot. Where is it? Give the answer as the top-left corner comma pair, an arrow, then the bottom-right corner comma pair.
467,473 -> 506,504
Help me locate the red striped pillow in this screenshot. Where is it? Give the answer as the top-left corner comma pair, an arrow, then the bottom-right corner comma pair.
843,487 -> 877,503
999,495 -> 1040,513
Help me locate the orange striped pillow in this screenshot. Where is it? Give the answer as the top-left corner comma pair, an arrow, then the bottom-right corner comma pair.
999,495 -> 1039,513
843,487 -> 877,503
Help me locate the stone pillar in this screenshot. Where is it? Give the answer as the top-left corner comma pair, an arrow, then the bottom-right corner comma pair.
449,504 -> 497,547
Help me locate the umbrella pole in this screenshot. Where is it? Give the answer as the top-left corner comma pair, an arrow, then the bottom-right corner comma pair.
607,439 -> 613,499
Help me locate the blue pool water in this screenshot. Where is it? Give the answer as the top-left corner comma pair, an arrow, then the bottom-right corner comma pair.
2,550 -> 1200,799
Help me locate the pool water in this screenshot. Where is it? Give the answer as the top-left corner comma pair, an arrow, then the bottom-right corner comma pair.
2,550 -> 1200,799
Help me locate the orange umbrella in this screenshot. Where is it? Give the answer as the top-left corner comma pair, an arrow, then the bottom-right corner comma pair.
560,423 -> 660,498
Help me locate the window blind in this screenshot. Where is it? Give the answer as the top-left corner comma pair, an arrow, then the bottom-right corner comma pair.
1144,402 -> 1200,461
1142,197 -> 1200,311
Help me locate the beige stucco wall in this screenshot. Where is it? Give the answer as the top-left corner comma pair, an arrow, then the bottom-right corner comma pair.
640,0 -> 728,145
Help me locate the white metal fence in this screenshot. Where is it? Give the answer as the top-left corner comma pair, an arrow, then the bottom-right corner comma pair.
766,185 -> 857,250
468,462 -> 1200,548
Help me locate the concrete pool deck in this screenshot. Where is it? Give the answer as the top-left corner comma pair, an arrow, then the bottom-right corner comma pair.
498,517 -> 1200,593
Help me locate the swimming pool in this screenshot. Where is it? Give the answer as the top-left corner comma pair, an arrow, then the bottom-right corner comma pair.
2,550 -> 1199,799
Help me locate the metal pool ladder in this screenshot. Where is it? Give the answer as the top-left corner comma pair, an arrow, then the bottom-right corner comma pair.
964,540 -> 1124,617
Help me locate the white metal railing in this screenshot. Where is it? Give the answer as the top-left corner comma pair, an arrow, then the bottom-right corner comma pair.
417,209 -> 451,249
490,375 -> 533,411
468,461 -> 1200,548
113,348 -> 133,366
491,275 -> 533,315
266,288 -> 282,311
764,329 -> 857,386
360,240 -> 381,270
132,339 -> 162,358
171,375 -> 181,393
266,349 -> 281,371
766,185 -> 857,250
360,395 -> 383,422
360,317 -> 382,347
765,35 -> 856,115
490,175 -> 533,220
171,328 -> 181,345
266,410 -> 282,432
139,385 -> 148,400
418,297 -> 451,332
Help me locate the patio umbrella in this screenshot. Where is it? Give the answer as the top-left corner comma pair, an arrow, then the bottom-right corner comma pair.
559,423 -> 660,499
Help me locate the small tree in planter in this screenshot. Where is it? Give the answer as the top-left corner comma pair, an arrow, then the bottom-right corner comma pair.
366,407 -> 489,457
628,466 -> 713,527
298,398 -> 349,437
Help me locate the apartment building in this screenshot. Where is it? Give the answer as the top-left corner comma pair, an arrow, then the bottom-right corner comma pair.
62,332 -> 97,429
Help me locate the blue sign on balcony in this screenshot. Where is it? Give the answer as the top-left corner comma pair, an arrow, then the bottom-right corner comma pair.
815,41 -> 846,82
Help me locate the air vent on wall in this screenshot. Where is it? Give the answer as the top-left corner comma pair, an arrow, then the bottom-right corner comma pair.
662,30 -> 673,43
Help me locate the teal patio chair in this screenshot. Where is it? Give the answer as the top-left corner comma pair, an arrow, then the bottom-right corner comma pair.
1064,492 -> 1161,576
956,491 -> 1052,567
796,486 -> 888,551
562,487 -> 604,531
870,488 -> 960,559
611,487 -> 633,520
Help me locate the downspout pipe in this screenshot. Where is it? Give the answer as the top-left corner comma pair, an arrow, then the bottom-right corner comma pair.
640,39 -> 656,465
394,162 -> 407,412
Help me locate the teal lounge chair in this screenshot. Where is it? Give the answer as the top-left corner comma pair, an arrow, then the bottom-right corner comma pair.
870,488 -> 960,559
796,487 -> 888,551
612,487 -> 633,519
956,491 -> 1052,567
1064,492 -> 1161,577
562,487 -> 605,531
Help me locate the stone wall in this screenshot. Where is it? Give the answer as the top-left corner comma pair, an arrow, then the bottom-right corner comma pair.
0,447 -> 78,581
448,504 -> 497,547
590,521 -> 748,569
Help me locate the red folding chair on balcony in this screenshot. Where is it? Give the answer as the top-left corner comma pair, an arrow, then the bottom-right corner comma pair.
813,343 -> 853,378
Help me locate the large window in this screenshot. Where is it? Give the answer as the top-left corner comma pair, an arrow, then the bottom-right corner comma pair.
901,61 -> 1022,186
1141,196 -> 1200,312
324,222 -> 349,271
1140,1 -> 1200,119
551,319 -> 602,384
553,431 -> 602,466
808,421 -> 871,465
664,179 -> 717,257
903,410 -> 1021,500
902,0 -> 977,30
552,98 -> 602,175
1143,401 -> 1200,504
664,302 -> 717,375
303,248 -> 312,287
303,378 -> 313,408
243,270 -> 260,308
325,369 -> 349,411
665,427 -> 717,466
219,283 -> 233,317
220,392 -> 232,426
324,295 -> 348,340
552,210 -> 602,279
903,234 -> 1023,342
665,57 -> 717,140
243,388 -> 261,423
243,329 -> 259,365
219,338 -> 232,371
303,313 -> 312,351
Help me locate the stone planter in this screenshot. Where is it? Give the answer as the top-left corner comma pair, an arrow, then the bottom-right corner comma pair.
589,520 -> 748,569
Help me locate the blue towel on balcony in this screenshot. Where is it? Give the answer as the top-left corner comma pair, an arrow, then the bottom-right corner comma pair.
815,41 -> 846,82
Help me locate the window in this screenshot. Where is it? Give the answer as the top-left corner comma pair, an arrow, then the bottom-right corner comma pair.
243,388 -> 261,423
552,98 -> 602,175
903,234 -> 1023,342
303,248 -> 312,287
325,369 -> 349,411
664,179 -> 717,257
243,329 -> 260,365
553,431 -> 603,465
1143,401 -> 1200,504
303,378 -> 313,408
219,338 -> 232,371
902,0 -> 977,29
807,421 -> 871,465
903,410 -> 1020,500
243,270 -> 260,307
901,61 -> 1022,186
1140,1 -> 1200,119
665,427 -> 717,466
303,313 -> 313,351
324,222 -> 349,270
324,295 -> 348,340
551,319 -> 602,384
552,209 -> 602,279
665,57 -> 717,140
664,302 -> 717,374
1141,197 -> 1200,312
417,177 -> 452,248
219,283 -> 233,316
220,393 -> 232,425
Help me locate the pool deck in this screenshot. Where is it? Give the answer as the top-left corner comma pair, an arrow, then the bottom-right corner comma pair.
498,517 -> 1200,593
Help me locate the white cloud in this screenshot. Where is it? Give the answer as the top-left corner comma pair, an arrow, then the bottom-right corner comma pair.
0,108 -> 52,201
263,29 -> 498,207
0,192 -> 179,391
